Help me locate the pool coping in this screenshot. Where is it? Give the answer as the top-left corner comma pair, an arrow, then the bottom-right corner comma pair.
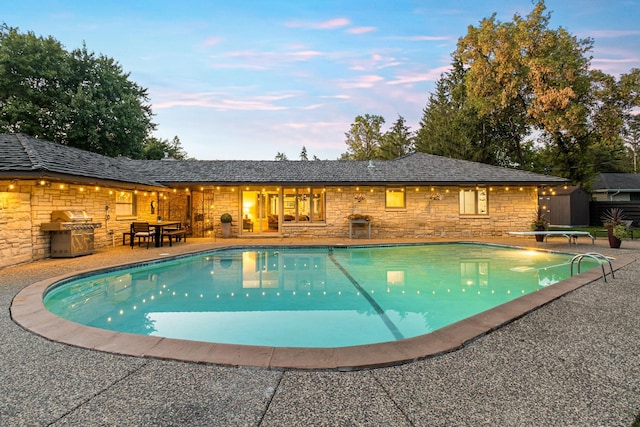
10,246 -> 634,371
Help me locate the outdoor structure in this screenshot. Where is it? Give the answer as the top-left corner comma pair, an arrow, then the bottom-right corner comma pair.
590,173 -> 640,227
592,173 -> 640,201
0,133 -> 568,268
542,185 -> 590,226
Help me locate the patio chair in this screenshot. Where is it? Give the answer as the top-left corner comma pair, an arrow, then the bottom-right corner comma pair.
131,222 -> 153,249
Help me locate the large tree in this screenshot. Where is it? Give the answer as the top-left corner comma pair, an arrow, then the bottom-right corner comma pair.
379,115 -> 415,159
0,24 -> 155,158
619,69 -> 640,173
416,60 -> 488,163
453,1 -> 597,183
341,114 -> 386,160
416,59 -> 540,168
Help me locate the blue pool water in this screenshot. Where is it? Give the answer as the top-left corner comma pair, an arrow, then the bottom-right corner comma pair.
44,244 -> 598,348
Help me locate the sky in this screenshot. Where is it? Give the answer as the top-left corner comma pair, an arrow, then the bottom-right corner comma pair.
4,1 -> 640,160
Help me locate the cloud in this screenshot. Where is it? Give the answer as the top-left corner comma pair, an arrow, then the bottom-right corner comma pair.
153,91 -> 294,111
347,26 -> 376,35
586,30 -> 640,38
339,75 -> 385,89
387,66 -> 451,85
285,17 -> 351,30
208,63 -> 268,70
203,37 -> 222,46
287,50 -> 323,61
590,57 -> 640,75
591,58 -> 640,65
389,35 -> 450,42
224,49 -> 323,63
302,104 -> 324,110
320,94 -> 350,100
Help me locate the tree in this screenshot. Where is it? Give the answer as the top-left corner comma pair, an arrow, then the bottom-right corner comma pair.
0,24 -> 155,158
341,114 -> 385,160
417,59 -> 537,167
65,44 -> 154,157
379,115 -> 414,159
275,152 -> 288,161
142,135 -> 189,160
619,69 -> 640,173
416,60 -> 487,162
0,24 -> 70,141
451,1 -> 603,184
299,146 -> 308,161
624,113 -> 640,173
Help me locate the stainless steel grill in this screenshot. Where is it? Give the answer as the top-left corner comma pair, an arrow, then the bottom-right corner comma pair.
41,210 -> 102,258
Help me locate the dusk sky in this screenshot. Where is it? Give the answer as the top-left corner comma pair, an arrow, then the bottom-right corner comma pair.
5,1 -> 640,160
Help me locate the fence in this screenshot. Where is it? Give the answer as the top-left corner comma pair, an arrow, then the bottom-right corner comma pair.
589,201 -> 640,227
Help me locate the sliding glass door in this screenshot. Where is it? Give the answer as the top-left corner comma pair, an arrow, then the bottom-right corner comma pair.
241,188 -> 280,234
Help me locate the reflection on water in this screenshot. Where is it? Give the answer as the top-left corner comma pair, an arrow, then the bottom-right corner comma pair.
44,244 -> 598,348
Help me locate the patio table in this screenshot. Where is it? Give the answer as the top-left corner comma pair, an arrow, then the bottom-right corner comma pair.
147,221 -> 181,247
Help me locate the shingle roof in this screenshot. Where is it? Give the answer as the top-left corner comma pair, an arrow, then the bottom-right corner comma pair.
0,134 -> 162,187
0,133 -> 567,186
592,173 -> 640,192
120,153 -> 567,186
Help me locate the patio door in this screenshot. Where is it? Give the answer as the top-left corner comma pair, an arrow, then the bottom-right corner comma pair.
241,188 -> 280,234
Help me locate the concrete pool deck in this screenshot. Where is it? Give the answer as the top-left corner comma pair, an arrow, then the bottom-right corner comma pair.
2,237 -> 639,425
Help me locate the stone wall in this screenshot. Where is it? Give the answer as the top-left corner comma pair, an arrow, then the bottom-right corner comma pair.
279,186 -> 537,239
1,180 -> 170,267
0,190 -> 32,268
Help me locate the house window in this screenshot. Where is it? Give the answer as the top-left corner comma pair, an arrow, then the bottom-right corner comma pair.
115,191 -> 136,217
459,188 -> 488,215
283,188 -> 325,222
385,188 -> 405,209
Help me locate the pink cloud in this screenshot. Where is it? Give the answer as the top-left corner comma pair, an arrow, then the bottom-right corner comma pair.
203,37 -> 222,46
224,49 -> 322,63
340,75 -> 385,89
152,92 -> 293,111
348,26 -> 376,35
285,17 -> 351,29
387,66 -> 451,85
390,35 -> 450,41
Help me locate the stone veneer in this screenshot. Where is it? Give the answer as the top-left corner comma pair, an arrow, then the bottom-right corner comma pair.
278,186 -> 536,239
0,180 -> 537,268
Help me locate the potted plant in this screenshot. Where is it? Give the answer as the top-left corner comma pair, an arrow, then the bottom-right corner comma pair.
220,213 -> 232,238
530,208 -> 549,242
601,207 -> 629,248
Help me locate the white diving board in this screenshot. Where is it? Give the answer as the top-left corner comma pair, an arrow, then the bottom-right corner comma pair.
508,231 -> 595,245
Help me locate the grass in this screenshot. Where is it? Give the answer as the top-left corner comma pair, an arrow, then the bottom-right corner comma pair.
549,225 -> 640,239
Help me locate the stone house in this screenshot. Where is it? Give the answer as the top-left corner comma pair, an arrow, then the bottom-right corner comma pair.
0,133 -> 567,268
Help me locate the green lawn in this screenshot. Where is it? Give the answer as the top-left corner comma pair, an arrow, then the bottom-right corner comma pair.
549,226 -> 640,240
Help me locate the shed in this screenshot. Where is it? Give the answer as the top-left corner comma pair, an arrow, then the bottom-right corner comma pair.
540,186 -> 590,227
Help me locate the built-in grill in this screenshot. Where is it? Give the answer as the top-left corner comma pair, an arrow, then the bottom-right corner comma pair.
40,210 -> 102,258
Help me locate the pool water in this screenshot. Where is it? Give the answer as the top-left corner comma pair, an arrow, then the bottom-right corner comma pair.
44,244 -> 598,348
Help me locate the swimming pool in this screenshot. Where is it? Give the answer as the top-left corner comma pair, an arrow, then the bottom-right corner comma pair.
43,243 -> 599,349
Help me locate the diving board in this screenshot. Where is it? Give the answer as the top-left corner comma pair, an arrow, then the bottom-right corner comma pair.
508,231 -> 595,245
